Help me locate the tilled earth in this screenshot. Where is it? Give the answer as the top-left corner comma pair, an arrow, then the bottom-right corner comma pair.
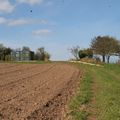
0,63 -> 80,120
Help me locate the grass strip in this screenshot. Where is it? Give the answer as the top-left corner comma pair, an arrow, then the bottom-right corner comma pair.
68,65 -> 93,120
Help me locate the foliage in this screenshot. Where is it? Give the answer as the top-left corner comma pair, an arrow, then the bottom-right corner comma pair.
0,44 -> 12,61
79,50 -> 87,59
91,36 -> 120,63
35,47 -> 50,61
69,46 -> 93,60
22,46 -> 31,60
79,48 -> 93,59
0,44 -> 50,61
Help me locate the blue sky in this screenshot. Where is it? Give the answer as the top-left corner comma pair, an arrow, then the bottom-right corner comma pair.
0,0 -> 120,60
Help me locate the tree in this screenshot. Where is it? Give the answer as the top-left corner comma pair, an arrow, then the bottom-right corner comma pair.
22,46 -> 31,60
69,46 -> 80,60
36,47 -> 50,61
36,47 -> 45,60
0,44 -> 12,61
0,44 -> 5,60
44,52 -> 51,61
79,50 -> 87,59
91,36 -> 119,63
85,48 -> 93,58
79,48 -> 93,59
22,46 -> 30,52
4,47 -> 12,61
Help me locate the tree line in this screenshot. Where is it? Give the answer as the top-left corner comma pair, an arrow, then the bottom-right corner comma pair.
1,35 -> 120,63
0,44 -> 50,61
70,35 -> 120,63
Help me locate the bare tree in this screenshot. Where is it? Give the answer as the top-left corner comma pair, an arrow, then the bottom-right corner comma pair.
69,46 -> 80,60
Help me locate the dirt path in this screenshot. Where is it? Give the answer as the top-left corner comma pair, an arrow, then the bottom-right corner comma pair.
0,63 -> 80,120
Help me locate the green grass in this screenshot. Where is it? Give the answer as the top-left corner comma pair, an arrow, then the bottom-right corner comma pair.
68,63 -> 120,120
68,64 -> 93,120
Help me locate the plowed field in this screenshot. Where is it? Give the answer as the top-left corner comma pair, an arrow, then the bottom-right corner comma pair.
0,63 -> 80,120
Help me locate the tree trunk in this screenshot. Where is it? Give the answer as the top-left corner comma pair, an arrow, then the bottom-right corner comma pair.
102,55 -> 105,62
107,56 -> 110,63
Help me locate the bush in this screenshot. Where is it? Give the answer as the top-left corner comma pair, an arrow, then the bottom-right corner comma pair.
79,48 -> 93,59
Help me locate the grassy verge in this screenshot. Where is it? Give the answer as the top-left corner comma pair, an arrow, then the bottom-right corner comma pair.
94,64 -> 120,120
68,64 -> 93,120
68,63 -> 120,120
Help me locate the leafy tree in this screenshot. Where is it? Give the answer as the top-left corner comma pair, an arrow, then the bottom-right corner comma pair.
36,47 -> 50,61
79,50 -> 87,59
79,48 -> 93,59
4,48 -> 12,61
0,44 -> 5,60
85,48 -> 93,58
69,46 -> 80,60
91,36 -> 119,63
36,47 -> 45,60
0,44 -> 12,61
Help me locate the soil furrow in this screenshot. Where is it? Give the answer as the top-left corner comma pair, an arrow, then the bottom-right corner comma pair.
0,63 -> 80,120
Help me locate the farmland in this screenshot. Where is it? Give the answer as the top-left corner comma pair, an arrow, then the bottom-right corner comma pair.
0,62 -> 120,120
0,63 -> 80,120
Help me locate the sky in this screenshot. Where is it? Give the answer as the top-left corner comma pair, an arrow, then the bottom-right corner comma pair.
0,0 -> 120,60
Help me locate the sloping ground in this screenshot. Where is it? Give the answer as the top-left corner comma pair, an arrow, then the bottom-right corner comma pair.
0,63 -> 80,120
69,63 -> 120,120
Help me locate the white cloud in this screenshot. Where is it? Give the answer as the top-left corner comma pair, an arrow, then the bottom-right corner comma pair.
0,17 -> 48,26
8,19 -> 28,26
0,17 -> 29,26
0,0 -> 15,13
32,29 -> 51,36
16,0 -> 43,5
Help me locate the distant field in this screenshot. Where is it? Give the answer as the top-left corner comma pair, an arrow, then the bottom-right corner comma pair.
69,63 -> 120,120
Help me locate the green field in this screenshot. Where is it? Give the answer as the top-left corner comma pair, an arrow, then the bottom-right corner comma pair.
69,63 -> 120,120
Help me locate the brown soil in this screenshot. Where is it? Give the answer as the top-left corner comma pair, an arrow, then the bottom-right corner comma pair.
0,63 -> 80,120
